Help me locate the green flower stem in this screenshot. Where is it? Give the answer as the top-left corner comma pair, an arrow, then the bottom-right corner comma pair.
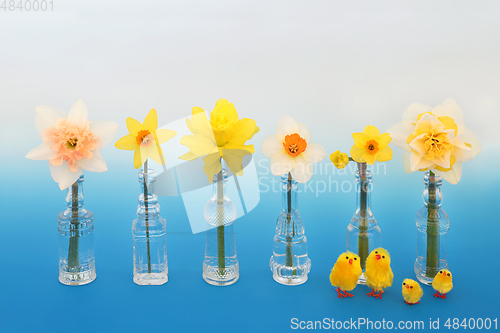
144,159 -> 152,274
426,170 -> 440,278
217,170 -> 225,274
285,172 -> 295,274
68,181 -> 80,271
357,162 -> 369,271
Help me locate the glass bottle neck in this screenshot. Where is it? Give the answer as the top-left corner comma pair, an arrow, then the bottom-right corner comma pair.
423,171 -> 443,208
355,163 -> 372,218
211,164 -> 229,205
65,175 -> 85,212
281,173 -> 298,213
138,167 -> 159,218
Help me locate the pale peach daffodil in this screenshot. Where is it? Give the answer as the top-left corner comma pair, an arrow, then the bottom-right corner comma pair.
388,98 -> 481,184
26,99 -> 119,190
262,115 -> 326,183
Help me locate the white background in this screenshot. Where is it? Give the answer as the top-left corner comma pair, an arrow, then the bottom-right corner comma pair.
1,0 -> 499,170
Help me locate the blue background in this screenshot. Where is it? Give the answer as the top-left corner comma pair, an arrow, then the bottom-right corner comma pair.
1,1 -> 500,332
1,158 -> 499,332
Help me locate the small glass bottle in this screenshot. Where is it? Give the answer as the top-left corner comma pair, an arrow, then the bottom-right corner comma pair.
415,171 -> 449,285
58,175 -> 96,286
132,167 -> 168,285
346,163 -> 381,284
270,173 -> 310,286
203,167 -> 239,286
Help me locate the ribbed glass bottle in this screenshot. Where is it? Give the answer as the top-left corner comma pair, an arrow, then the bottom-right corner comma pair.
58,175 -> 96,286
415,171 -> 449,285
202,167 -> 239,286
270,173 -> 310,286
132,167 -> 168,285
346,163 -> 381,284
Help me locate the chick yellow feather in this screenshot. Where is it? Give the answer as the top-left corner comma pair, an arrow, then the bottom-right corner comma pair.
365,248 -> 393,299
330,252 -> 362,298
432,269 -> 453,299
402,279 -> 423,305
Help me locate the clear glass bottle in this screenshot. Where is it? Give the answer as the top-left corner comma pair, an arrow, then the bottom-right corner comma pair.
346,163 -> 381,284
203,167 -> 239,286
270,173 -> 311,286
58,175 -> 96,286
415,171 -> 449,285
132,166 -> 168,285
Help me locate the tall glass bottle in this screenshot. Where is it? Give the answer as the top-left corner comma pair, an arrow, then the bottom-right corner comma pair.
132,166 -> 168,285
203,167 -> 239,286
58,175 -> 96,286
346,163 -> 381,284
415,171 -> 449,285
270,173 -> 310,286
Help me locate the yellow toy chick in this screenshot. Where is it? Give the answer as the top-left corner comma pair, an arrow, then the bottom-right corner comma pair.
402,279 -> 423,305
432,269 -> 453,299
365,248 -> 393,299
330,252 -> 362,298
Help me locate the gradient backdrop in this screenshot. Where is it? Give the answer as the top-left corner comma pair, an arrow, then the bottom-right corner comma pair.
1,1 -> 500,332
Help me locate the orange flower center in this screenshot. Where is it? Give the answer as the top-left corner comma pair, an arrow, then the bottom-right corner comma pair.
283,133 -> 307,157
136,130 -> 153,146
365,139 -> 379,154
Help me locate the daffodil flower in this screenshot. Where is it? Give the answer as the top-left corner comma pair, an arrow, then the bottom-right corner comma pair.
330,150 -> 350,169
115,109 -> 177,168
388,98 -> 481,184
350,125 -> 393,165
26,99 -> 118,190
262,115 -> 326,183
179,99 -> 259,182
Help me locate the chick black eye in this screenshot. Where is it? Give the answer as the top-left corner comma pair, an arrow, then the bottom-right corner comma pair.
410,286 -> 413,289
375,251 -> 378,254
447,273 -> 450,276
354,258 -> 357,260
403,282 -> 406,285
382,256 -> 385,258
439,270 -> 442,273
346,256 -> 349,259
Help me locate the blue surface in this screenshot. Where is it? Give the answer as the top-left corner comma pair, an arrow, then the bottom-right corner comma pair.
1,156 -> 499,333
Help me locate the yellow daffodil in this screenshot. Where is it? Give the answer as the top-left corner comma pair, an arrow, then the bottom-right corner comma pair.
388,98 -> 481,184
350,125 -> 393,165
115,109 -> 176,168
179,99 -> 259,182
330,150 -> 349,169
262,115 -> 326,183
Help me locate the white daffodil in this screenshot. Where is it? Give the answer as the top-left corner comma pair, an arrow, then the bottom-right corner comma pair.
26,99 -> 119,190
262,115 -> 326,183
388,98 -> 481,184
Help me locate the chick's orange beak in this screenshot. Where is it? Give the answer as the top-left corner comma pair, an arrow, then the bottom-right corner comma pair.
442,271 -> 447,276
375,254 -> 381,260
349,259 -> 353,265
406,284 -> 409,289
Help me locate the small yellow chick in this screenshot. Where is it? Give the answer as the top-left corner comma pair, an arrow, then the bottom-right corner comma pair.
432,269 -> 453,299
330,252 -> 362,298
365,248 -> 394,299
402,279 -> 423,305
